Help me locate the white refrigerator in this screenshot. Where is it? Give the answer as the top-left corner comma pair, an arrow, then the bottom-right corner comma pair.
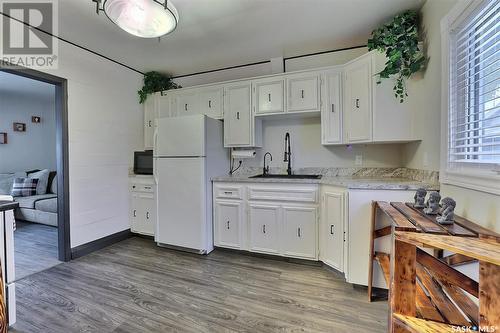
154,115 -> 228,254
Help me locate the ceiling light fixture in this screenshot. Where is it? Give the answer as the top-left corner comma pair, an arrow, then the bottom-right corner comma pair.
92,0 -> 179,38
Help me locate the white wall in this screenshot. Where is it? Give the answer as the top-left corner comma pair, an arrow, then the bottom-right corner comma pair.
403,0 -> 499,234
246,117 -> 403,169
0,80 -> 56,173
175,46 -> 403,169
11,24 -> 145,247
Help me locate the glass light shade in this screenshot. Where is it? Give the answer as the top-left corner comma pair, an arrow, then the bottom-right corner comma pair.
103,0 -> 178,38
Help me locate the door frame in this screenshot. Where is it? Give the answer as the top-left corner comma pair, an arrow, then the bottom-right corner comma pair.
1,67 -> 71,262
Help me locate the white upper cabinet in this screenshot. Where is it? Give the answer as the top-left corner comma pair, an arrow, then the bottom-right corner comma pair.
321,70 -> 343,145
371,51 -> 415,142
224,83 -> 261,148
253,78 -> 285,115
287,73 -> 321,113
344,54 -> 373,143
199,87 -> 223,119
175,90 -> 199,116
156,92 -> 173,118
143,95 -> 157,150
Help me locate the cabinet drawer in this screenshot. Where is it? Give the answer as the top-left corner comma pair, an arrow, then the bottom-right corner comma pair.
247,186 -> 318,203
130,183 -> 155,193
214,184 -> 244,200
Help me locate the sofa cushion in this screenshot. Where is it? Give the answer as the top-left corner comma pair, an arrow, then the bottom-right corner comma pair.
11,178 -> 38,197
0,173 -> 26,195
34,197 -> 58,213
15,194 -> 57,209
27,169 -> 50,195
50,176 -> 57,194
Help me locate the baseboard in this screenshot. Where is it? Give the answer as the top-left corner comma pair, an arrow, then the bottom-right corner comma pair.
71,229 -> 132,259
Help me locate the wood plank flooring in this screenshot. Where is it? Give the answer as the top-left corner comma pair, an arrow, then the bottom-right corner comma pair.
11,237 -> 388,333
14,221 -> 61,280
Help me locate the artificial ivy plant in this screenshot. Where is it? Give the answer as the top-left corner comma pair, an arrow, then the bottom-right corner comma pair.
138,71 -> 181,104
367,10 -> 426,103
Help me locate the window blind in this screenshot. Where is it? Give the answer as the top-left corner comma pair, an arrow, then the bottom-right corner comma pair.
449,0 -> 500,169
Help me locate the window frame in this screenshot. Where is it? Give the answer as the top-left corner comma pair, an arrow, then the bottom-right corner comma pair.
440,0 -> 500,195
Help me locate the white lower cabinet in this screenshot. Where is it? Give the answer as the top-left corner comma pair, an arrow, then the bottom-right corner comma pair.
213,182 -> 319,261
282,205 -> 317,259
320,187 -> 345,272
130,176 -> 156,237
214,199 -> 243,249
248,203 -> 280,254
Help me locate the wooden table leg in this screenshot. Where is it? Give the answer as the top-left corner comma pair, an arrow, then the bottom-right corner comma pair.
390,235 -> 417,333
368,201 -> 377,302
479,261 -> 500,328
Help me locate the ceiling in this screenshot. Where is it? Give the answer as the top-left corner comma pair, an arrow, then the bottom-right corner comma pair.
0,72 -> 55,101
57,0 -> 424,76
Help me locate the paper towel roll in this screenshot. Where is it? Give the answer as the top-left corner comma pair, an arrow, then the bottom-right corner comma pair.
232,149 -> 256,159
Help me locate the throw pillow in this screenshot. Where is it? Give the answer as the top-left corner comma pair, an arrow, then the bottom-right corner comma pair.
28,169 -> 50,195
11,178 -> 39,197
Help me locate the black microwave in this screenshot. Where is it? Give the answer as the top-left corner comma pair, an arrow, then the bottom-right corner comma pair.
134,150 -> 153,175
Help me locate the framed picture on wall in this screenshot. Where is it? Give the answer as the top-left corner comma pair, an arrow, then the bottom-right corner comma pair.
0,133 -> 6,144
13,122 -> 26,132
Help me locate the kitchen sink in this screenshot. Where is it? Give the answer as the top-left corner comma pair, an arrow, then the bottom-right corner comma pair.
249,174 -> 322,179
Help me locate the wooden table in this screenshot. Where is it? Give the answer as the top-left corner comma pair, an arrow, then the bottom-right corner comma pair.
368,201 -> 500,333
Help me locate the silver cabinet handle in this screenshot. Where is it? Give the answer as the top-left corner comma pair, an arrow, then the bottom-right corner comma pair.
355,99 -> 360,109
133,210 -> 136,217
331,104 -> 335,113
236,112 -> 240,120
144,186 -> 151,190
227,220 -> 230,229
146,212 -> 150,219
268,93 -> 271,102
301,89 -> 304,99
208,100 -> 212,108
185,103 -> 188,111
262,225 -> 266,234
224,191 -> 233,195
330,225 -> 334,235
298,227 -> 301,238
148,120 -> 152,127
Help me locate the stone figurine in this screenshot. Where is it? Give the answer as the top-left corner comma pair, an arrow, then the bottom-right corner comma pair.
437,197 -> 456,225
423,191 -> 441,215
414,188 -> 427,208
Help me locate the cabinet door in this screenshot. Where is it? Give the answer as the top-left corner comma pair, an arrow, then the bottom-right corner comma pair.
344,56 -> 372,143
253,78 -> 285,115
287,74 -> 320,113
132,193 -> 155,236
321,72 -> 343,145
321,191 -> 344,271
224,83 -> 253,147
199,88 -> 223,119
156,93 -> 172,118
248,203 -> 280,254
130,193 -> 140,230
176,91 -> 199,116
144,95 -> 156,150
282,206 -> 317,259
214,200 -> 243,249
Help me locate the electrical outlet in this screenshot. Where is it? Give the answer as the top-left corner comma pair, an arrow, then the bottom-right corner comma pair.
355,155 -> 363,166
423,152 -> 429,167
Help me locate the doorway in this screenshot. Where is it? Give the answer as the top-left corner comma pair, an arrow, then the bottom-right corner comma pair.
1,67 -> 70,265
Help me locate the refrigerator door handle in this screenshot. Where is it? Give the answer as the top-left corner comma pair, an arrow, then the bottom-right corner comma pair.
153,127 -> 159,155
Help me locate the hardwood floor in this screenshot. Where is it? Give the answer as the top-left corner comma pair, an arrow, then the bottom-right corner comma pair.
14,221 -> 61,280
11,237 -> 388,333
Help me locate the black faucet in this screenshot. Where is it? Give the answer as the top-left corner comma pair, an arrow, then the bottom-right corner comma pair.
283,132 -> 292,175
263,152 -> 272,176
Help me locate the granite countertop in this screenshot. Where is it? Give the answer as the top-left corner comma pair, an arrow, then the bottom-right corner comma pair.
0,200 -> 19,212
211,174 -> 439,191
